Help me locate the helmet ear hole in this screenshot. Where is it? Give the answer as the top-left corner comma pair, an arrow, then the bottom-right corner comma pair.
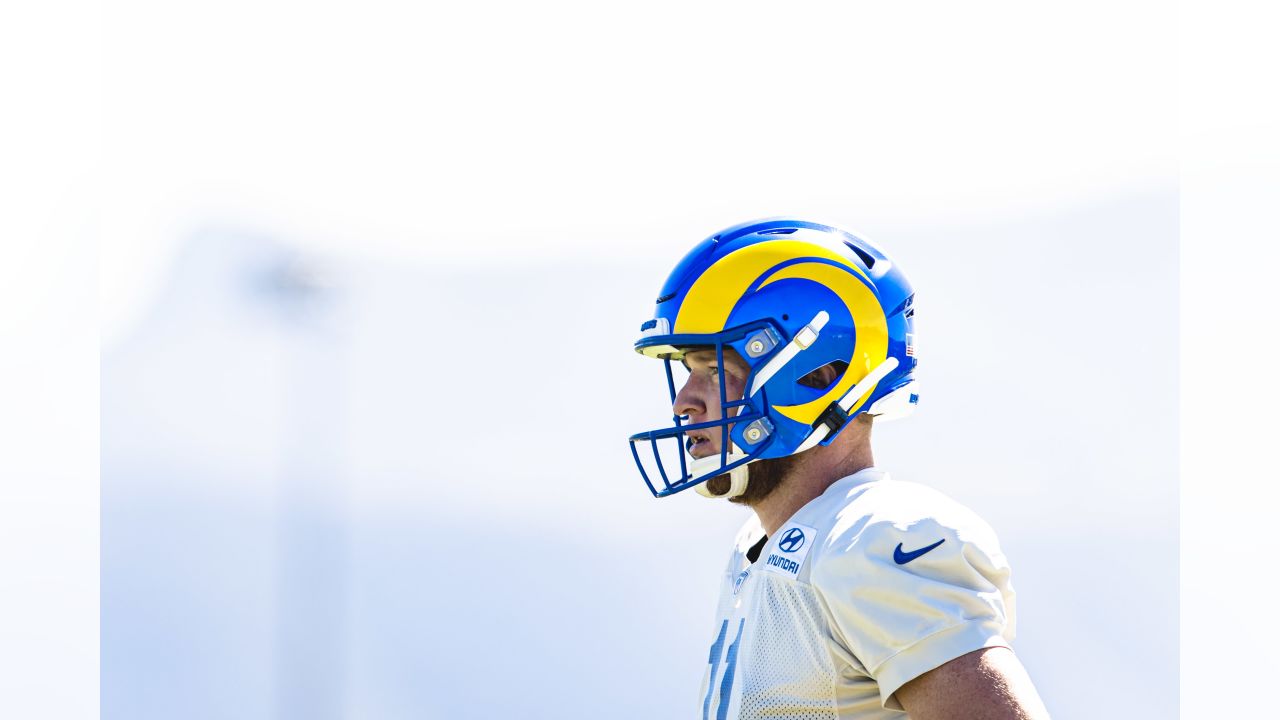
797,360 -> 849,390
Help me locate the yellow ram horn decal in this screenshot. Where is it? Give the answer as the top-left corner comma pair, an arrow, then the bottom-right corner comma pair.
757,262 -> 888,425
673,240 -> 868,334
673,240 -> 888,426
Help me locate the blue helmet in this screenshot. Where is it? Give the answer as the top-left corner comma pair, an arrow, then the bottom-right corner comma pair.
628,218 -> 919,498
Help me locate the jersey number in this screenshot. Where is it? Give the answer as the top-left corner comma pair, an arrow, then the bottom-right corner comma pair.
702,618 -> 745,720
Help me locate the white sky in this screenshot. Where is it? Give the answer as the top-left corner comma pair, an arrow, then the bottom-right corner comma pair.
100,0 -> 1175,346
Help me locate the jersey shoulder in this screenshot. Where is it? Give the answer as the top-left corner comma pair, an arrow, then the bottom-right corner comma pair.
792,470 -> 1017,709
796,470 -> 1005,566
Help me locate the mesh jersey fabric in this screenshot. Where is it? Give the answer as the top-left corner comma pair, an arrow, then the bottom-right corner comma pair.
697,469 -> 1016,719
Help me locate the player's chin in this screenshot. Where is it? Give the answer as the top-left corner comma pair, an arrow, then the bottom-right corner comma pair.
703,475 -> 732,498
703,473 -> 758,505
707,457 -> 793,505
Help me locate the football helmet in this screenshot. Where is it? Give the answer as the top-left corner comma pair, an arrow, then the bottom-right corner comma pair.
628,218 -> 918,499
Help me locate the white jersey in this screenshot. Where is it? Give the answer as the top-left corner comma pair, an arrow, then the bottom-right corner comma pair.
697,468 -> 1016,719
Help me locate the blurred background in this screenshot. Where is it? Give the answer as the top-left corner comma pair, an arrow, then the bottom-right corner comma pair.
100,2 -> 1176,718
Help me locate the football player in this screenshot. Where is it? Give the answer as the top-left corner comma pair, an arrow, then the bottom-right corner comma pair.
628,219 -> 1050,719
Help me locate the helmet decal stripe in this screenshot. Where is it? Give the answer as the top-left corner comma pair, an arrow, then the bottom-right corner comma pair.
757,262 -> 888,425
672,240 -> 867,334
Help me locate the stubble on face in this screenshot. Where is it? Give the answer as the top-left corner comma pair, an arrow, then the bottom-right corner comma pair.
703,453 -> 803,506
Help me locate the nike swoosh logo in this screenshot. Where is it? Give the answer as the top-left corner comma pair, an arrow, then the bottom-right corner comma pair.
894,538 -> 945,564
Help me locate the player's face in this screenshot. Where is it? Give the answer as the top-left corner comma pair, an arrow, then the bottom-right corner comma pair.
673,348 -> 751,459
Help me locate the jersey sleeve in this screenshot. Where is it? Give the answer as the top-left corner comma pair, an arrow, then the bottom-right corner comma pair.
810,492 -> 1015,710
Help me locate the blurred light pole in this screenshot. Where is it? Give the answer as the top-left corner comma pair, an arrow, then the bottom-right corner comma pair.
256,251 -> 349,720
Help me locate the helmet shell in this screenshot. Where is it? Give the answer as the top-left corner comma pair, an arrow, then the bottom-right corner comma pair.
631,218 -> 917,495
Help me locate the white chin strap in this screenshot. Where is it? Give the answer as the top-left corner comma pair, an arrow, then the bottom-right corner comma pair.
691,448 -> 752,499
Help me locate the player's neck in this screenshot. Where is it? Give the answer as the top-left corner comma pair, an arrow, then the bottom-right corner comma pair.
753,443 -> 875,536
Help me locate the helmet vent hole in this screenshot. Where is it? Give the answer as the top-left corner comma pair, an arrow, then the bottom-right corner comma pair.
798,360 -> 849,390
760,228 -> 798,235
846,243 -> 876,269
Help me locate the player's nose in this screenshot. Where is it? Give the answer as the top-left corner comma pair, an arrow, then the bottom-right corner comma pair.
673,377 -> 705,419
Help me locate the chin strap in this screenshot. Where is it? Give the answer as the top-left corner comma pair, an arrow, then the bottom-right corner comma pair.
694,462 -> 751,499
690,444 -> 753,499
